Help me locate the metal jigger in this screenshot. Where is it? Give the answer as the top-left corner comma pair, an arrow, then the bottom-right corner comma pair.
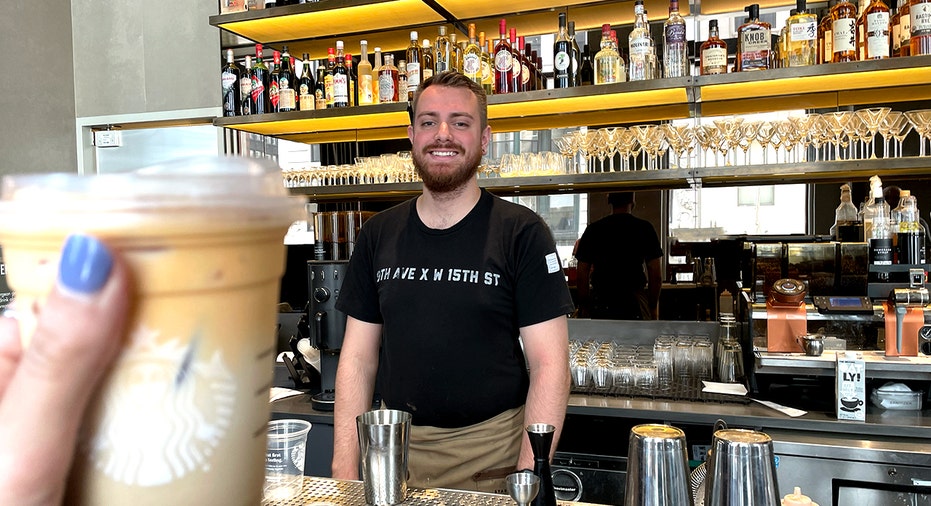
506,471 -> 540,506
526,423 -> 557,506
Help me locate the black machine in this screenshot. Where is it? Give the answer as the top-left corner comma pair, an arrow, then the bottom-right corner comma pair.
307,260 -> 350,411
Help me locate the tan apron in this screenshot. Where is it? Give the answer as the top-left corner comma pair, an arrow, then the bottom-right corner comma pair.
407,405 -> 524,495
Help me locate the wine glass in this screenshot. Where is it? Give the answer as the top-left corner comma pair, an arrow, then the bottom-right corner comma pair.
905,109 -> 931,157
855,107 -> 891,159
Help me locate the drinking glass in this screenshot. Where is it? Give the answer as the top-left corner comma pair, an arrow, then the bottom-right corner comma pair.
645,126 -> 669,170
891,114 -> 914,158
630,125 -> 655,170
879,111 -> 905,158
653,340 -> 674,392
695,124 -> 722,168
855,107 -> 891,159
713,117 -> 745,166
673,339 -> 693,385
823,111 -> 852,160
905,109 -> 931,157
755,121 -> 778,164
692,339 -> 714,382
740,120 -> 763,165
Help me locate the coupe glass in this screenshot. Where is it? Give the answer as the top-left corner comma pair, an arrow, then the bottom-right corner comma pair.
905,109 -> 931,157
855,107 -> 891,159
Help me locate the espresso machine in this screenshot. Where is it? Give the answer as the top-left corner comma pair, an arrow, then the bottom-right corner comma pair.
307,260 -> 349,411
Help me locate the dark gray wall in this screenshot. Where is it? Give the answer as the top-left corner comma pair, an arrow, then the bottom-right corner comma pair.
0,0 -> 77,175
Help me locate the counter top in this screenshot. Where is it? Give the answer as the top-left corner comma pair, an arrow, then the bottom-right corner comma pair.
263,476 -> 607,505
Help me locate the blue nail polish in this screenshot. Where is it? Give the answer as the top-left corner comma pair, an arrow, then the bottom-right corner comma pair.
59,234 -> 113,294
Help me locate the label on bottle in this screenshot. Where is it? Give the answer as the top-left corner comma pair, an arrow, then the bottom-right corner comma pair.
790,20 -> 818,41
359,75 -> 374,104
221,71 -> 237,94
740,27 -> 771,53
495,49 -> 512,72
666,23 -> 686,43
521,63 -> 530,84
870,237 -> 894,264
378,73 -> 396,102
423,68 -> 433,81
901,9 -> 912,43
867,12 -> 891,57
595,54 -> 620,84
913,2 -> 931,34
702,47 -> 728,70
279,88 -> 296,110
269,78 -> 280,107
630,36 -> 652,56
463,53 -> 481,77
824,29 -> 834,58
406,62 -> 421,92
833,19 -> 857,52
300,92 -> 314,110
333,74 -> 348,104
893,23 -> 902,51
240,76 -> 252,106
481,61 -> 492,82
251,76 -> 265,102
554,50 -> 571,71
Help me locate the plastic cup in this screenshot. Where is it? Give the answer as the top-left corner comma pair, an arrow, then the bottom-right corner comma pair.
357,409 -> 412,506
265,419 -> 312,501
0,157 -> 304,505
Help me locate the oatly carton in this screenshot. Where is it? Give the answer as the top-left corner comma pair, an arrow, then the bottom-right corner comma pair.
836,352 -> 866,421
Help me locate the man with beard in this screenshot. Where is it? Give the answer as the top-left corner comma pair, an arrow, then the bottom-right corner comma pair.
331,72 -> 573,494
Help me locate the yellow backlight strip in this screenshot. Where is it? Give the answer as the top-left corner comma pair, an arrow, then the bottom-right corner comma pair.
489,88 -> 690,119
217,0 -> 443,42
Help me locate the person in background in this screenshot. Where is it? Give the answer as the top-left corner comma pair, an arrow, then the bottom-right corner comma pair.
331,72 -> 573,494
575,191 -> 663,320
0,235 -> 132,505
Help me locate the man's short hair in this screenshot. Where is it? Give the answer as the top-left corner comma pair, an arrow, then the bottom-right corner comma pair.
608,192 -> 635,208
412,71 -> 488,129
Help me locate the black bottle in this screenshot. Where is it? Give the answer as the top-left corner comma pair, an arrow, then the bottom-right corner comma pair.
579,44 -> 594,86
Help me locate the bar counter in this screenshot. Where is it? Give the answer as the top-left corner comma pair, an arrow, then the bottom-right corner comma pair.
263,476 -> 607,505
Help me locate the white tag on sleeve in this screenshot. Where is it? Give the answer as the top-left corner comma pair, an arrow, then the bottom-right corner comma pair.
545,253 -> 560,274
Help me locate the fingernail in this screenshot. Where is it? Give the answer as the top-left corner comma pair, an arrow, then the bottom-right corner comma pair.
59,234 -> 113,294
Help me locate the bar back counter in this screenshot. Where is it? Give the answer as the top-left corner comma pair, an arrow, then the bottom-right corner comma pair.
272,319 -> 931,505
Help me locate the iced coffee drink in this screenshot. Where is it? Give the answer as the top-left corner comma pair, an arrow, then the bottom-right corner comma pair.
0,157 -> 304,505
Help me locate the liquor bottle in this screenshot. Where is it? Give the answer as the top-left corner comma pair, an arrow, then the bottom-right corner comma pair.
450,33 -> 462,72
435,25 -> 451,73
579,44 -> 594,85
831,0 -> 859,62
494,19 -> 513,94
509,28 -> 521,92
357,41 -> 374,105
314,66 -> 327,110
629,0 -> 657,81
892,0 -> 903,56
595,23 -> 625,83
524,42 -> 537,91
463,23 -> 483,85
372,47 -> 382,104
240,55 -> 253,115
831,183 -> 860,241
868,180 -> 893,266
700,19 -> 729,74
517,37 -> 532,91
345,53 -> 357,106
421,40 -> 435,82
221,49 -> 241,117
531,49 -> 543,90
406,31 -> 422,101
897,191 -> 926,263
911,0 -> 931,54
786,0 -> 819,66
736,4 -> 772,71
269,50 -> 282,111
278,46 -> 296,112
331,42 -> 349,108
481,38 -> 495,94
378,53 -> 399,103
298,53 -> 315,110
818,3 -> 837,63
863,0 -> 892,58
664,0 -> 689,77
857,0 -> 869,59
537,55 -> 545,89
397,60 -> 408,102
554,12 -> 573,88
568,21 -> 582,86
899,0 -> 912,55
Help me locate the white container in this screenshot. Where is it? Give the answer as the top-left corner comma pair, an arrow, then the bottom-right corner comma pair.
836,352 -> 866,421
871,383 -> 923,410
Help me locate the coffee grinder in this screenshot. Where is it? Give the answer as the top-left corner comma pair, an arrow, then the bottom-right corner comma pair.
883,268 -> 930,357
307,260 -> 349,410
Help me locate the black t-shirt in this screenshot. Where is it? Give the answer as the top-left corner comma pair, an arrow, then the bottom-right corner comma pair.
574,212 -> 663,297
336,190 -> 575,428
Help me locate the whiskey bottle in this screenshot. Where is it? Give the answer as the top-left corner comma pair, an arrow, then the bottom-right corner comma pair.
298,53 -> 315,110
892,0 -> 903,55
818,2 -> 837,63
831,0 -> 859,62
568,21 -> 581,86
700,19 -> 729,74
494,19 -> 513,94
450,33 -> 462,72
629,0 -> 657,81
421,39 -> 435,82
314,66 -> 327,110
911,0 -> 931,54
406,31 -> 422,100
736,4 -> 772,71
269,50 -> 281,111
397,60 -> 408,102
278,46 -> 296,111
357,41 -> 374,106
862,0 -> 891,58
378,53 -> 399,103
324,47 -> 335,108
240,54 -> 253,115
664,0 -> 689,77
595,23 -> 624,83
221,49 -> 241,117
899,0 -> 912,55
435,25 -> 451,73
463,23 -> 483,85
786,0 -> 819,66
579,44 -> 594,85
554,12 -> 573,88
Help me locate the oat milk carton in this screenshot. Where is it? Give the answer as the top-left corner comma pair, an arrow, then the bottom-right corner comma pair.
836,352 -> 866,421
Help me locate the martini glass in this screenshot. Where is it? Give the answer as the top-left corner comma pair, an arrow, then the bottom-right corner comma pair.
855,107 -> 891,159
879,111 -> 905,158
824,111 -> 852,160
808,114 -> 831,161
740,120 -> 763,165
756,120 -> 778,165
615,128 -> 639,171
785,115 -> 809,163
647,126 -> 669,170
602,127 -> 620,171
905,109 -> 931,157
891,114 -> 914,158
555,132 -> 581,174
630,125 -> 655,170
713,116 -> 745,166
694,124 -> 720,168
847,113 -> 871,159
